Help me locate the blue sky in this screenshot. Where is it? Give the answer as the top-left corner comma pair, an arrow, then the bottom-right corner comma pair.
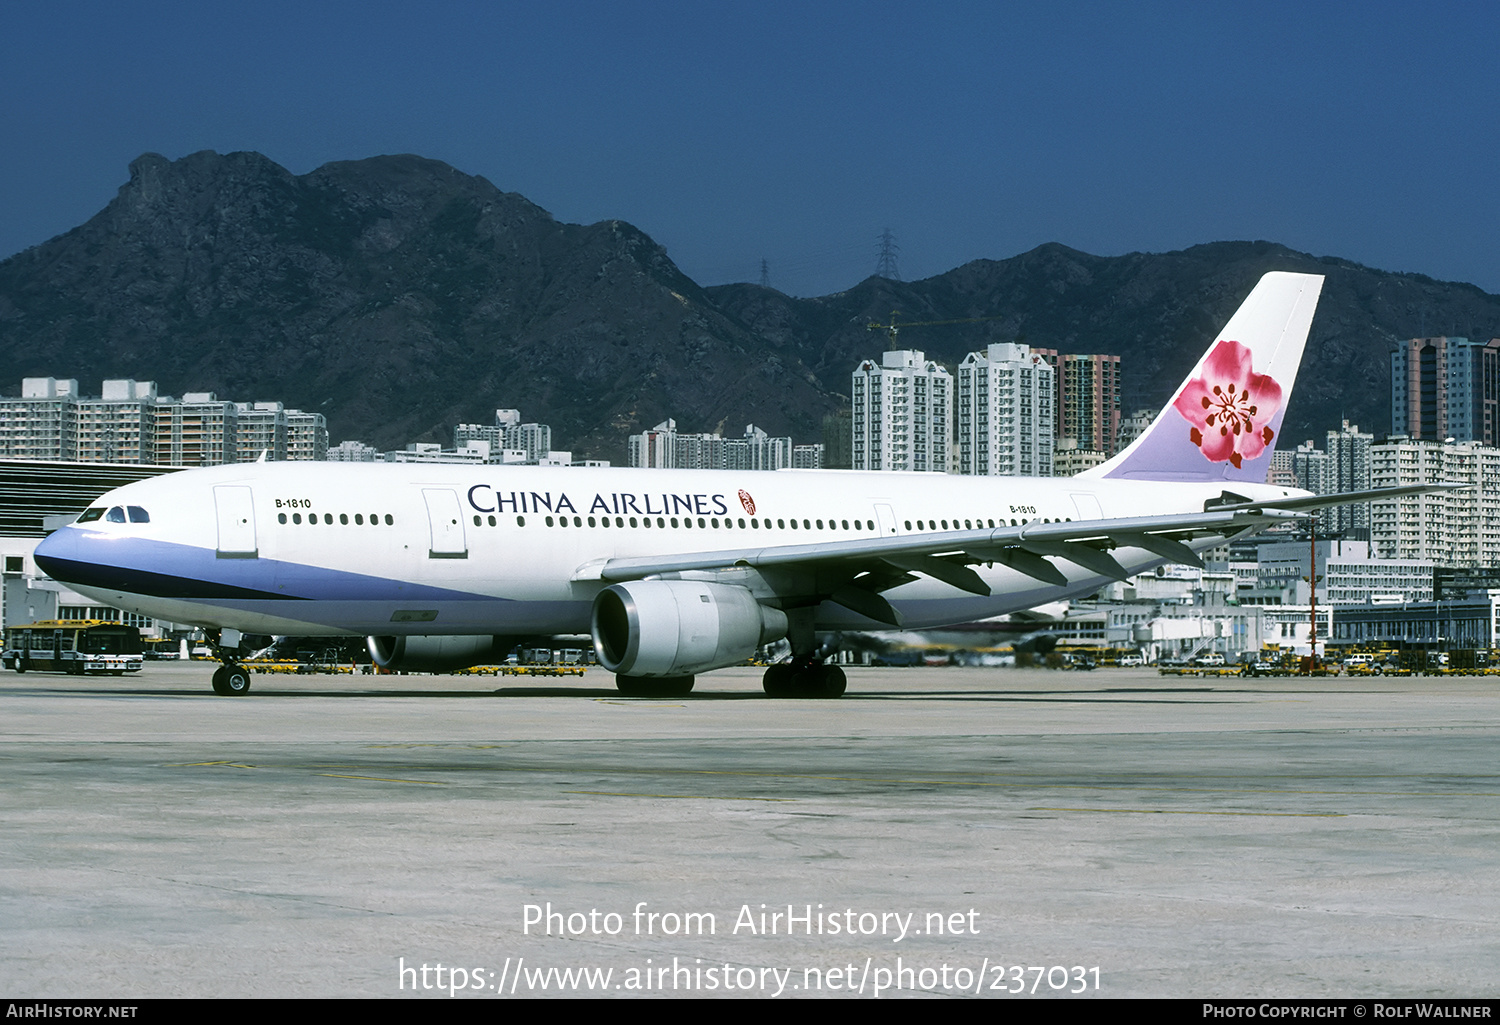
3,1 -> 1496,297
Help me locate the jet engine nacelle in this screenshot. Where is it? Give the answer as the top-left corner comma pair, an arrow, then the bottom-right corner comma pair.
591,580 -> 788,677
366,634 -> 512,672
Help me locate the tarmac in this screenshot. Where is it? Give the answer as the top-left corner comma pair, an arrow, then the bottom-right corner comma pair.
1,662 -> 1497,999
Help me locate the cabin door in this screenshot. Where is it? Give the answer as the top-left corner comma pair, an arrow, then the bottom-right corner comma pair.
422,489 -> 468,559
214,486 -> 258,558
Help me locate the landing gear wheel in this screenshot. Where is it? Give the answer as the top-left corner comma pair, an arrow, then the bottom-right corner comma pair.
762,660 -> 846,698
811,663 -> 847,698
615,674 -> 694,697
211,664 -> 252,696
762,663 -> 796,697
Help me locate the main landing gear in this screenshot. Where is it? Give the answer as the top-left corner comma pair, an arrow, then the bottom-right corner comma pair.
762,658 -> 846,698
211,662 -> 252,696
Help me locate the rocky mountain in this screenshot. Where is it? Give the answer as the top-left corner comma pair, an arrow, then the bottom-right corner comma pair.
709,242 -> 1500,446
0,151 -> 828,462
3,150 -> 1498,461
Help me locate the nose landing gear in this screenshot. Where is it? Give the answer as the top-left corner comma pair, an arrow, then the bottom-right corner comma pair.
211,662 -> 252,695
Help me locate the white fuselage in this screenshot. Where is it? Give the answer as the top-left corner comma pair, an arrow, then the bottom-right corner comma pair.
35,461 -> 1299,639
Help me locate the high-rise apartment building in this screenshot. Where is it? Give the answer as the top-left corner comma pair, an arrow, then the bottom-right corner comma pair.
627,419 -> 677,469
284,410 -> 329,462
851,350 -> 951,473
1,378 -> 326,466
820,409 -> 852,469
75,379 -> 158,464
626,420 -> 801,470
0,379 -> 79,461
1323,420 -> 1373,535
155,393 -> 237,467
1370,437 -> 1500,568
955,342 -> 1054,476
1114,408 -> 1156,455
1056,353 -> 1121,457
1391,336 -> 1500,445
235,402 -> 288,462
455,410 -> 552,464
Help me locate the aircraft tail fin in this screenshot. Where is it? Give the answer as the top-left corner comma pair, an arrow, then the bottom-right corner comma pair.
1079,271 -> 1324,483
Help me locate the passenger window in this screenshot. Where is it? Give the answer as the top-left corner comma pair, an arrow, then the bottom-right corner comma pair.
105,507 -> 126,523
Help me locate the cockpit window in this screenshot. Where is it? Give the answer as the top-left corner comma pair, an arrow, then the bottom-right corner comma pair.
105,507 -> 126,523
127,506 -> 150,523
77,508 -> 105,523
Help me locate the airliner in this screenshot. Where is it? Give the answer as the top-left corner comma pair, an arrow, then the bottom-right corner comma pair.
31,272 -> 1427,697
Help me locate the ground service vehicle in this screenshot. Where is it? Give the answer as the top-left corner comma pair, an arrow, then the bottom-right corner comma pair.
2,620 -> 144,675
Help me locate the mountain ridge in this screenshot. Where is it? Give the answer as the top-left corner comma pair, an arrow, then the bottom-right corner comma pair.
3,151 -> 1498,462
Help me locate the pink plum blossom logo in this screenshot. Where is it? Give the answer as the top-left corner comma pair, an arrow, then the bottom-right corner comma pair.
1172,339 -> 1283,469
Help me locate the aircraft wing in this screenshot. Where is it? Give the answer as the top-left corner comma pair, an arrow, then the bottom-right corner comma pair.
1224,482 -> 1467,515
576,484 -> 1464,626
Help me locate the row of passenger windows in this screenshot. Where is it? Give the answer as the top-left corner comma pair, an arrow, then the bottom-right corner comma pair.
469,514 -> 1068,531
278,512 -> 395,526
905,516 -> 1069,530
80,506 -> 1064,533
475,514 -> 880,531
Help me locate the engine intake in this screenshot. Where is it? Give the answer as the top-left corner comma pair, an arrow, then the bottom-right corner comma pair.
592,580 -> 788,677
366,634 -> 513,672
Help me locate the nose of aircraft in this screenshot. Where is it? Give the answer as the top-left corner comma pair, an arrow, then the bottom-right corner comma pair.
32,525 -> 82,583
31,524 -> 126,594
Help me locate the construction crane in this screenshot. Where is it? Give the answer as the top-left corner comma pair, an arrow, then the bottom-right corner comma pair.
866,311 -> 1010,350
